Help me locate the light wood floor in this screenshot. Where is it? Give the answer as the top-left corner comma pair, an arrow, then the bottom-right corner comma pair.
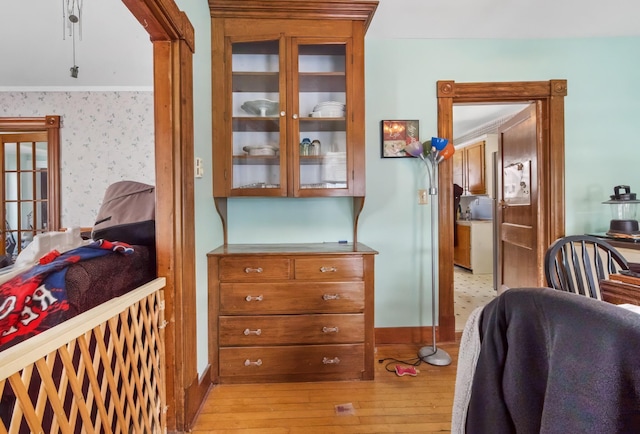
191,342 -> 459,433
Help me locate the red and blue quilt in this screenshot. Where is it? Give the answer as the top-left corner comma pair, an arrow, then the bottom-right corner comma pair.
0,240 -> 133,349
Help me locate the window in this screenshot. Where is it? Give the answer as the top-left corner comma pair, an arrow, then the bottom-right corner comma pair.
0,116 -> 60,262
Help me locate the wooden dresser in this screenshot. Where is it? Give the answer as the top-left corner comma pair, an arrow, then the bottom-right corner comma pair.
207,243 -> 378,384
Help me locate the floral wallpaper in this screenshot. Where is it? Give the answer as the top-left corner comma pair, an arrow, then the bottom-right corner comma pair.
0,91 -> 155,228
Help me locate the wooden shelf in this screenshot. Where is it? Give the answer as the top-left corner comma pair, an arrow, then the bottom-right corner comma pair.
232,155 -> 329,165
232,117 -> 345,132
233,72 -> 345,93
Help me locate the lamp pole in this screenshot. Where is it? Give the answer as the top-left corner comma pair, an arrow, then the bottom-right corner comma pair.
406,138 -> 453,367
417,159 -> 451,366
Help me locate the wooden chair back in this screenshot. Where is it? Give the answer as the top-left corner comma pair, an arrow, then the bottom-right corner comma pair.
544,235 -> 629,299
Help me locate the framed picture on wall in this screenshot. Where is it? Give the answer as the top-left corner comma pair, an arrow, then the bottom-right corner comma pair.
381,120 -> 420,158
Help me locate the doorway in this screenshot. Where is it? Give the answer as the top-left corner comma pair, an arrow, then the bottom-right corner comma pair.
436,80 -> 567,341
0,117 -> 62,263
451,103 -> 530,330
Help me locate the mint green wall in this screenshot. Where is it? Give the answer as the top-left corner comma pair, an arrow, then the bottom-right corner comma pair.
363,37 -> 640,328
181,2 -> 640,373
177,1 -> 219,375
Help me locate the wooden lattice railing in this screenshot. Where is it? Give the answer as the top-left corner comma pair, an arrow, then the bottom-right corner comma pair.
0,277 -> 166,434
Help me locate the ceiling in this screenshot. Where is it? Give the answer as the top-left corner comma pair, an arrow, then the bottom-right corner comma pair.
368,0 -> 640,39
3,0 -> 639,138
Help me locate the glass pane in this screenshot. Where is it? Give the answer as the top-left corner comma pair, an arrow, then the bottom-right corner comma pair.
297,43 -> 347,190
20,172 -> 34,200
19,142 -> 34,170
21,201 -> 33,230
35,171 -> 48,200
35,141 -> 48,169
5,172 -> 17,201
35,201 -> 47,230
5,202 -> 18,232
231,39 -> 282,190
20,230 -> 34,251
4,142 -> 17,171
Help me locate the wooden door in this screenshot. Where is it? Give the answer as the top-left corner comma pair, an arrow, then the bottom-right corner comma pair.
496,103 -> 540,289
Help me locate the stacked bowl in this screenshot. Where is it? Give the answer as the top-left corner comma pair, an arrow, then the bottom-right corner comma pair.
310,101 -> 345,118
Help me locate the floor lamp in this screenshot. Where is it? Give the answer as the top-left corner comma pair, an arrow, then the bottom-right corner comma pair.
405,137 -> 455,366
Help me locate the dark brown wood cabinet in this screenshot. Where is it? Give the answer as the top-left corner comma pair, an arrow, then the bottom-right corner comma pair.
209,0 -> 377,243
453,140 -> 486,195
454,223 -> 471,269
208,243 -> 378,384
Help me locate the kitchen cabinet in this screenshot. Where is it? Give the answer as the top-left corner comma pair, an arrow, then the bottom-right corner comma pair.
453,140 -> 486,195
209,1 -> 377,242
454,223 -> 472,269
454,221 -> 493,274
207,243 -> 378,384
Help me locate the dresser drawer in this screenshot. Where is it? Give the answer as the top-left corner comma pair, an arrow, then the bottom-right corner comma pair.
219,313 -> 364,346
219,257 -> 290,281
219,282 -> 364,314
219,344 -> 365,380
294,257 -> 363,280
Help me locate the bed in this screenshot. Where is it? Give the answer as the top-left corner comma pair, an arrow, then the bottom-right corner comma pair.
0,232 -> 165,432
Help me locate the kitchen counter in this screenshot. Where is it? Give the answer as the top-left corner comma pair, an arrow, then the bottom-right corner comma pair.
457,219 -> 493,226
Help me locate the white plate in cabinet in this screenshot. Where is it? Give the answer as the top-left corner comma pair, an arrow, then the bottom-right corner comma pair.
219,313 -> 365,346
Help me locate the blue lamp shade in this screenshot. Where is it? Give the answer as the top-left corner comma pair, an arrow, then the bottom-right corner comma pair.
431,137 -> 448,151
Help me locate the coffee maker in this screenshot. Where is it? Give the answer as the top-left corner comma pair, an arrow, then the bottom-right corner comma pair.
603,185 -> 640,237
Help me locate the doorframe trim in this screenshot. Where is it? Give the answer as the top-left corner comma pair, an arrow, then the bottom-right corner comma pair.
0,116 -> 61,232
436,80 -> 567,341
121,1 -> 198,430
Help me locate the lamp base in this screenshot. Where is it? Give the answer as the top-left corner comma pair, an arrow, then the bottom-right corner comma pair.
418,345 -> 452,366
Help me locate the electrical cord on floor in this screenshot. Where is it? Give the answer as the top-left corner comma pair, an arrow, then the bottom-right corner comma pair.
378,355 -> 423,373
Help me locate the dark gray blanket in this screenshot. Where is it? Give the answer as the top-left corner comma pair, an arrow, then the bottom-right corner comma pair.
466,287 -> 640,434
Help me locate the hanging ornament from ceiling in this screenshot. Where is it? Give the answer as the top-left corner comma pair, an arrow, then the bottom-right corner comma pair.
62,0 -> 83,78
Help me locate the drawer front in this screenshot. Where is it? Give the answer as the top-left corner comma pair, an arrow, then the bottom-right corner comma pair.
219,314 -> 364,346
219,282 -> 364,314
219,257 -> 290,281
219,344 -> 364,378
294,257 -> 363,280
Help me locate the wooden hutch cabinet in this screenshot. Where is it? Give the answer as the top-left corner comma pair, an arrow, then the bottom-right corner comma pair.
208,1 -> 378,384
210,0 -> 378,243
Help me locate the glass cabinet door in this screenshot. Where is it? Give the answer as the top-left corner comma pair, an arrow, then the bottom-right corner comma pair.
231,38 -> 286,195
293,41 -> 348,194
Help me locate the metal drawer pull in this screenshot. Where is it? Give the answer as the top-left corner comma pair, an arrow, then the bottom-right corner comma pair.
245,295 -> 263,302
244,359 -> 263,367
243,328 -> 262,336
322,326 -> 339,333
322,357 -> 340,365
320,266 -> 338,273
244,267 -> 263,273
322,293 -> 340,301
